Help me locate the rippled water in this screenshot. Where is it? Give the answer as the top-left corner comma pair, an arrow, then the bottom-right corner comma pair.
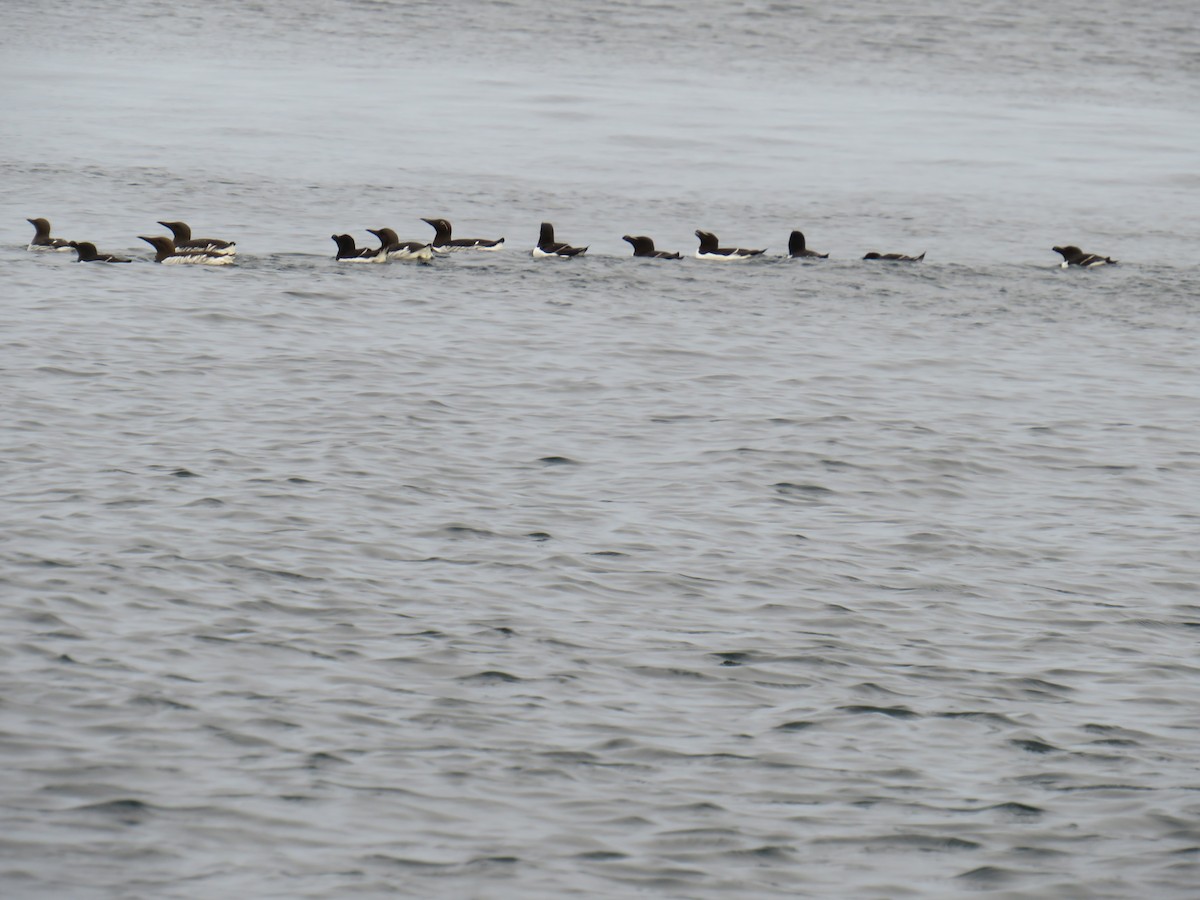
3,2 -> 1199,897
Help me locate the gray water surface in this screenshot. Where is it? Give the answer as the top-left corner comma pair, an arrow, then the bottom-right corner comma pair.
3,2 -> 1199,897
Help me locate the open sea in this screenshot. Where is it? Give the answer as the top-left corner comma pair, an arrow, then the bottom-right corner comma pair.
2,1 -> 1199,897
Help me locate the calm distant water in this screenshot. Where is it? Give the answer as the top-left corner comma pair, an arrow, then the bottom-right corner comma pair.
2,2 -> 1199,898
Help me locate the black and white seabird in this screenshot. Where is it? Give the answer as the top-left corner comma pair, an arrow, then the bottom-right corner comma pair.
622,235 -> 681,259
366,227 -> 433,261
534,222 -> 587,258
421,218 -> 504,252
27,217 -> 74,251
788,230 -> 829,259
331,234 -> 387,262
157,221 -> 236,255
863,251 -> 925,261
140,235 -> 234,265
1052,245 -> 1116,267
69,241 -> 131,263
694,230 -> 765,260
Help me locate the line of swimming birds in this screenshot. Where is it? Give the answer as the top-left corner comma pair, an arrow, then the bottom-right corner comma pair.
25,217 -> 1119,268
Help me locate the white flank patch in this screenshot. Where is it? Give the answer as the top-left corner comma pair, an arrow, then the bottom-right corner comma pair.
163,253 -> 234,265
388,245 -> 433,261
533,244 -> 583,258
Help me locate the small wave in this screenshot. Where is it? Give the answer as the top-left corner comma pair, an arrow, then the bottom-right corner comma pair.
837,705 -> 920,719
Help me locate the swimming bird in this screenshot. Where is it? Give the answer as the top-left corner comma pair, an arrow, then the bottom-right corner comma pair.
421,218 -> 504,252
1052,245 -> 1116,267
788,230 -> 828,259
694,230 -> 765,260
157,221 -> 236,255
139,235 -> 233,265
366,227 -> 433,261
622,235 -> 681,259
331,233 -> 387,262
534,222 -> 587,258
69,241 -> 131,263
863,251 -> 925,261
27,217 -> 74,251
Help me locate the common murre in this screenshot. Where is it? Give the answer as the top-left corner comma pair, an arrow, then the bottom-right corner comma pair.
331,234 -> 387,262
139,235 -> 234,265
69,241 -> 131,263
1052,245 -> 1116,267
694,230 -> 765,260
27,217 -> 74,251
421,218 -> 504,252
788,230 -> 828,259
533,222 -> 587,258
863,251 -> 925,261
622,235 -> 681,259
157,221 -> 236,255
366,227 -> 433,261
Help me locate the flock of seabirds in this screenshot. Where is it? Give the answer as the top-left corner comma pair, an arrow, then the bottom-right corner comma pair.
25,216 -> 1119,268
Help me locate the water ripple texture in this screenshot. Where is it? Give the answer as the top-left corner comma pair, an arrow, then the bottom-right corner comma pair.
2,1 -> 1199,898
